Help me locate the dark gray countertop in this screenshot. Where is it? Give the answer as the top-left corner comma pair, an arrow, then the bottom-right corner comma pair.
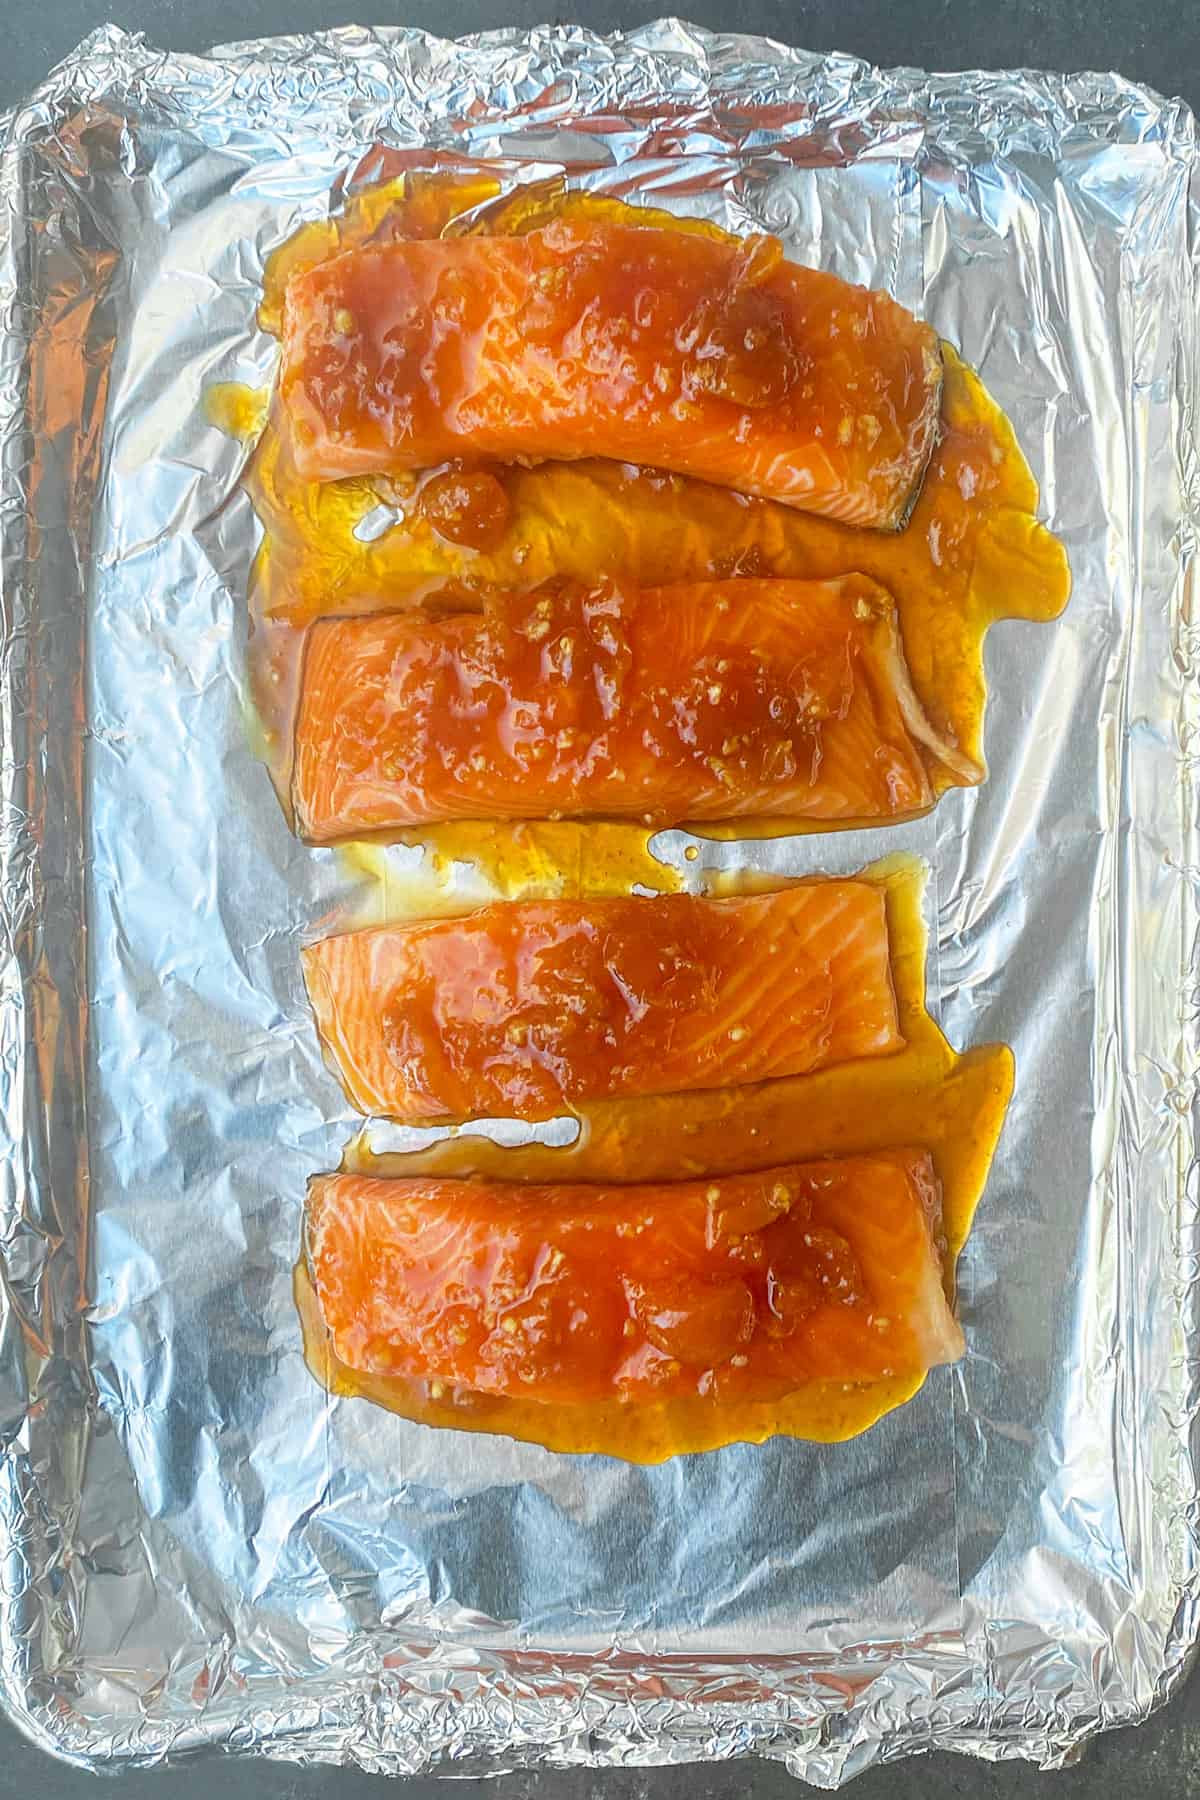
7,3 -> 1199,1794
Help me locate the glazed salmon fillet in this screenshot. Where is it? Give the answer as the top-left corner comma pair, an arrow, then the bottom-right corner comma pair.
292,575 -> 977,842
305,1151 -> 963,1406
302,883 -> 901,1123
279,218 -> 943,528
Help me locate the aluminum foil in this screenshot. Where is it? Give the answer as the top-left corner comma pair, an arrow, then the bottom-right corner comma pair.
0,17 -> 1197,1785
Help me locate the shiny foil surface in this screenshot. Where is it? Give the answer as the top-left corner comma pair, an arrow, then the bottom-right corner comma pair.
0,18 -> 1197,1785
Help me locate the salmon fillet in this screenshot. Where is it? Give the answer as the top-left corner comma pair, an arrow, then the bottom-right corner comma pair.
306,1151 -> 963,1406
291,575 -> 979,842
280,218 -> 943,528
302,883 -> 902,1123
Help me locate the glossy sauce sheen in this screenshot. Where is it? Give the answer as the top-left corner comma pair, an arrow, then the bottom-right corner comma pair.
232,179 -> 1070,814
302,882 -> 901,1123
306,1153 -> 963,1416
280,218 -> 943,528
208,173 -> 1063,1454
292,575 -> 978,841
324,857 -> 1013,1456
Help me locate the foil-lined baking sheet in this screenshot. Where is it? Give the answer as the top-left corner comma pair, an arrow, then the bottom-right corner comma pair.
0,18 -> 1197,1784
